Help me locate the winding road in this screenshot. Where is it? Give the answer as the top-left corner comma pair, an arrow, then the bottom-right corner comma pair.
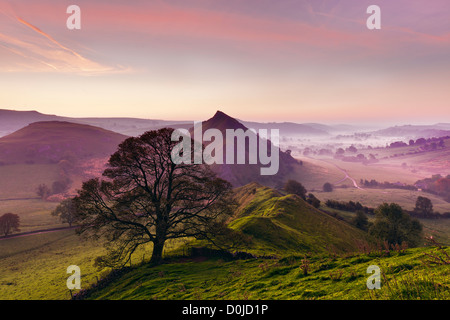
305,156 -> 365,190
331,163 -> 365,190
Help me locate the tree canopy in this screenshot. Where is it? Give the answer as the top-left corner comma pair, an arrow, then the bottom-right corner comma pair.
73,128 -> 235,266
369,203 -> 423,247
414,196 -> 434,218
0,213 -> 21,236
52,199 -> 77,227
323,182 -> 333,192
284,179 -> 307,200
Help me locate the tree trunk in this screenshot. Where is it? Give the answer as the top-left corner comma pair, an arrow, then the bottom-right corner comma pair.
150,238 -> 165,265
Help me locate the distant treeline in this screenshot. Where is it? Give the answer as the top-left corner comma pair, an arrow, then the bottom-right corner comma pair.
415,174 -> 450,203
325,199 -> 375,215
360,179 -> 417,191
325,197 -> 450,219
388,136 -> 449,149
407,209 -> 450,219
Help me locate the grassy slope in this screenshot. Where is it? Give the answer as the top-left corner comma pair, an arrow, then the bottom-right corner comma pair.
85,246 -> 449,300
73,183 -> 449,300
0,230 -> 107,299
0,229 -> 160,300
228,183 -> 370,255
1,182 -> 448,300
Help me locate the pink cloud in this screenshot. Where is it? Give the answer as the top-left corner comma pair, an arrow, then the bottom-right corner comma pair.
0,3 -> 130,75
2,1 -> 449,75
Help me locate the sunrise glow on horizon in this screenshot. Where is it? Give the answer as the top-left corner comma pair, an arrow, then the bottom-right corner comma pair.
1,0 -> 449,124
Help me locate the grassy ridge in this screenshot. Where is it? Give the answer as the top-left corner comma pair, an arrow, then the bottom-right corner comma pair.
83,246 -> 449,300
77,183 -> 449,300
228,183 -> 370,255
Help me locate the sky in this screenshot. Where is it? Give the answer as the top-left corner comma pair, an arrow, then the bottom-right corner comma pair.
0,0 -> 449,125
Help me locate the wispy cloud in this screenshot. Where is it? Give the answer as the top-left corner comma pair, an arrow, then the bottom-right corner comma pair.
16,16 -> 87,61
0,8 -> 130,75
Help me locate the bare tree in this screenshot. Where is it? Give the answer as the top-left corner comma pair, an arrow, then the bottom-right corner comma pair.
73,128 -> 235,266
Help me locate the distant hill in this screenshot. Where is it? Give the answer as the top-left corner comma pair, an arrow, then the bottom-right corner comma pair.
191,111 -> 302,187
239,120 -> 330,136
0,121 -> 127,165
0,109 -> 191,137
229,182 -> 369,254
0,109 -> 62,137
373,124 -> 450,139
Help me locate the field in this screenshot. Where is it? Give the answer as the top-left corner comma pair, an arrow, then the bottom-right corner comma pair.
315,188 -> 450,213
297,154 -> 450,215
357,138 -> 450,176
0,230 -> 107,299
321,205 -> 450,246
0,199 -> 61,233
289,158 -> 345,190
0,228 -> 186,300
0,164 -> 60,199
0,164 -> 66,233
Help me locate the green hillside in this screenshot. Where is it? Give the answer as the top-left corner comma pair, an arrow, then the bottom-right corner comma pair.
228,183 -> 370,255
79,245 -> 449,300
71,183 -> 449,301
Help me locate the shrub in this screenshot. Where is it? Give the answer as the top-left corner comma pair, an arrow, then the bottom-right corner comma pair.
284,180 -> 307,200
323,183 -> 333,192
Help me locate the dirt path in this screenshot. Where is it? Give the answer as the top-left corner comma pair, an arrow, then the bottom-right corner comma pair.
332,163 -> 365,190
306,156 -> 365,190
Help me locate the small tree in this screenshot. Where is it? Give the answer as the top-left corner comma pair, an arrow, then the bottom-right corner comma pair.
52,199 -> 77,227
306,193 -> 321,208
369,203 -> 423,247
351,211 -> 369,231
36,184 -> 51,200
323,182 -> 333,192
414,196 -> 434,218
347,145 -> 358,153
284,179 -> 307,200
0,213 -> 21,236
